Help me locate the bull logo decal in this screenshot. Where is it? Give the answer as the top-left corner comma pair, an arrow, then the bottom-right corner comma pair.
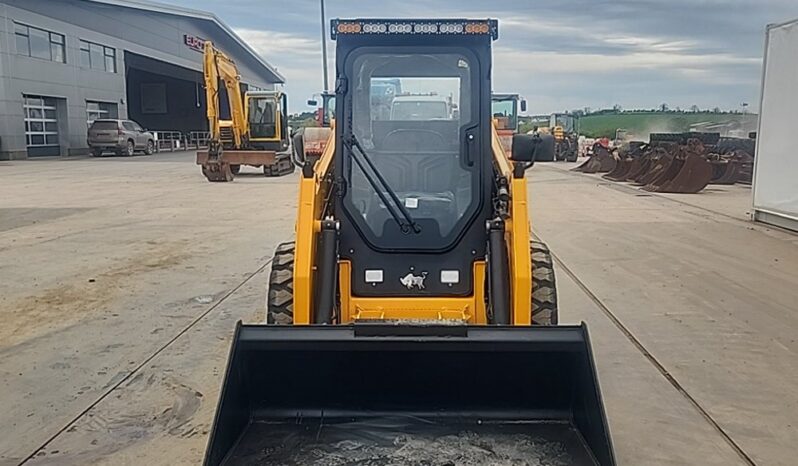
400,272 -> 427,290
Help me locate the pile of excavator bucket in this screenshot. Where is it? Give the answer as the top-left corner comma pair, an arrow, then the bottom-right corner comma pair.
573,132 -> 755,193
572,143 -> 616,174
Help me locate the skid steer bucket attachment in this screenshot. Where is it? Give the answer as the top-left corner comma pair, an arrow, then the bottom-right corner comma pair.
205,323 -> 615,466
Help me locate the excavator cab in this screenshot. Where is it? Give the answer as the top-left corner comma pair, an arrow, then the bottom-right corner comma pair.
246,91 -> 289,152
205,19 -> 615,466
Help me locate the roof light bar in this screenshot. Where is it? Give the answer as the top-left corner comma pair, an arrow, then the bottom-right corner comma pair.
331,19 -> 498,40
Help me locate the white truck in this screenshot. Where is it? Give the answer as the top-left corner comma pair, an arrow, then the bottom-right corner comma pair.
752,18 -> 798,232
390,94 -> 453,120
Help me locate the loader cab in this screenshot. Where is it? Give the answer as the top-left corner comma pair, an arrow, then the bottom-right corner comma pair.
246,91 -> 289,151
492,93 -> 526,133
307,92 -> 336,127
332,19 -> 497,303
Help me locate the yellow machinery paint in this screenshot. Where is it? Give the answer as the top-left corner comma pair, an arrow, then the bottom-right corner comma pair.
291,121 -> 531,325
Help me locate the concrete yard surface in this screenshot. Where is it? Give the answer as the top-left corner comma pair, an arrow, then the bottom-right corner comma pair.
534,162 -> 798,465
0,153 -> 298,465
0,153 -> 796,465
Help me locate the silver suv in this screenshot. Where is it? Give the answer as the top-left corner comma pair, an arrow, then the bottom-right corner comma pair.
88,119 -> 155,156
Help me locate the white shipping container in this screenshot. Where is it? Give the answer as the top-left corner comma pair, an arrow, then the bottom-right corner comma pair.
752,18 -> 798,232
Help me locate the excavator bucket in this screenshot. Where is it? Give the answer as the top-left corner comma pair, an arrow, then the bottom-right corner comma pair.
603,157 -> 633,181
708,149 -> 754,185
633,150 -> 674,186
204,323 -> 616,466
625,156 -> 649,181
709,158 -> 741,184
642,139 -> 712,193
643,153 -> 686,191
573,145 -> 616,174
645,154 -> 712,193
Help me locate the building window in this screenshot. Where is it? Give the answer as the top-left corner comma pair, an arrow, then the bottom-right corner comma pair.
79,40 -> 116,72
24,95 -> 59,147
14,22 -> 65,63
86,101 -> 118,126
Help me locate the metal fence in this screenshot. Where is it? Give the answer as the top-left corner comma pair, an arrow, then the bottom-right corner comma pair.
153,131 -> 183,152
186,131 -> 210,149
152,131 -> 210,152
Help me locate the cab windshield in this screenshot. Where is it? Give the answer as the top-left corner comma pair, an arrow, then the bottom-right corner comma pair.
344,50 -> 477,248
248,97 -> 276,138
491,97 -> 517,131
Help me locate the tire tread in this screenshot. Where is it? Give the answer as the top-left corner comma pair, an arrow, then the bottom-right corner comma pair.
266,241 -> 295,324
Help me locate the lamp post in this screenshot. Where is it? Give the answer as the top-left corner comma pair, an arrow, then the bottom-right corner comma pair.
320,0 -> 329,92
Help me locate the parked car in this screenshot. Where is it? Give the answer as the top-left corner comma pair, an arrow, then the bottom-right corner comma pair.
88,119 -> 155,156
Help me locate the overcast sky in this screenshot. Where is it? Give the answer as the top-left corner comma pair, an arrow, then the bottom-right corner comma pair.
168,0 -> 798,114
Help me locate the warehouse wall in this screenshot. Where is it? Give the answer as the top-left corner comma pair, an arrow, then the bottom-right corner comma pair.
0,2 -> 125,158
0,0 -> 277,159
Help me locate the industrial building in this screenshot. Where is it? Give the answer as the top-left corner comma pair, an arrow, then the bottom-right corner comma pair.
0,0 -> 284,159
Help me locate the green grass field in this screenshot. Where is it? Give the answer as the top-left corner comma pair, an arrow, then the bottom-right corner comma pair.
575,112 -> 758,139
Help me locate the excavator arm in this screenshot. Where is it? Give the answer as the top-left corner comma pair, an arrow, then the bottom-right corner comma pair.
203,41 -> 247,148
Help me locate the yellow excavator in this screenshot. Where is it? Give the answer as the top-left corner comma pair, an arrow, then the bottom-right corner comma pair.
196,41 -> 294,182
204,19 -> 615,465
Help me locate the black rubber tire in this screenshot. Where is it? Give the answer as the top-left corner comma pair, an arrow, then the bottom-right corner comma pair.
266,241 -> 295,324
91,148 -> 103,157
230,164 -> 241,175
531,240 -> 558,325
125,140 -> 135,156
144,140 -> 154,155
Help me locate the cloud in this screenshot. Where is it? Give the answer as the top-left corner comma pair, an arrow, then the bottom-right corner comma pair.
493,46 -> 759,75
175,0 -> 798,113
234,29 -> 320,59
234,28 -> 334,107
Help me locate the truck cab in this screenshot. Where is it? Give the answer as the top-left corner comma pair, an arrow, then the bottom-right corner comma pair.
390,94 -> 453,120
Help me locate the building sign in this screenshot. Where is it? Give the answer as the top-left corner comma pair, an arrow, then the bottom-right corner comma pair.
184,34 -> 206,53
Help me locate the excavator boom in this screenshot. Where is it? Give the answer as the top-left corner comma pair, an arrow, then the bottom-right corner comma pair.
204,41 -> 247,148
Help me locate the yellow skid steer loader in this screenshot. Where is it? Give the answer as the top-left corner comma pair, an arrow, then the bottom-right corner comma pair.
205,19 -> 615,466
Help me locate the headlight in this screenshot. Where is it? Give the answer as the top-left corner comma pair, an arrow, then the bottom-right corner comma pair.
413,24 -> 438,33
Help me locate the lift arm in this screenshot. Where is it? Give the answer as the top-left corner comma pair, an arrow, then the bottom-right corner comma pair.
203,41 -> 248,148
